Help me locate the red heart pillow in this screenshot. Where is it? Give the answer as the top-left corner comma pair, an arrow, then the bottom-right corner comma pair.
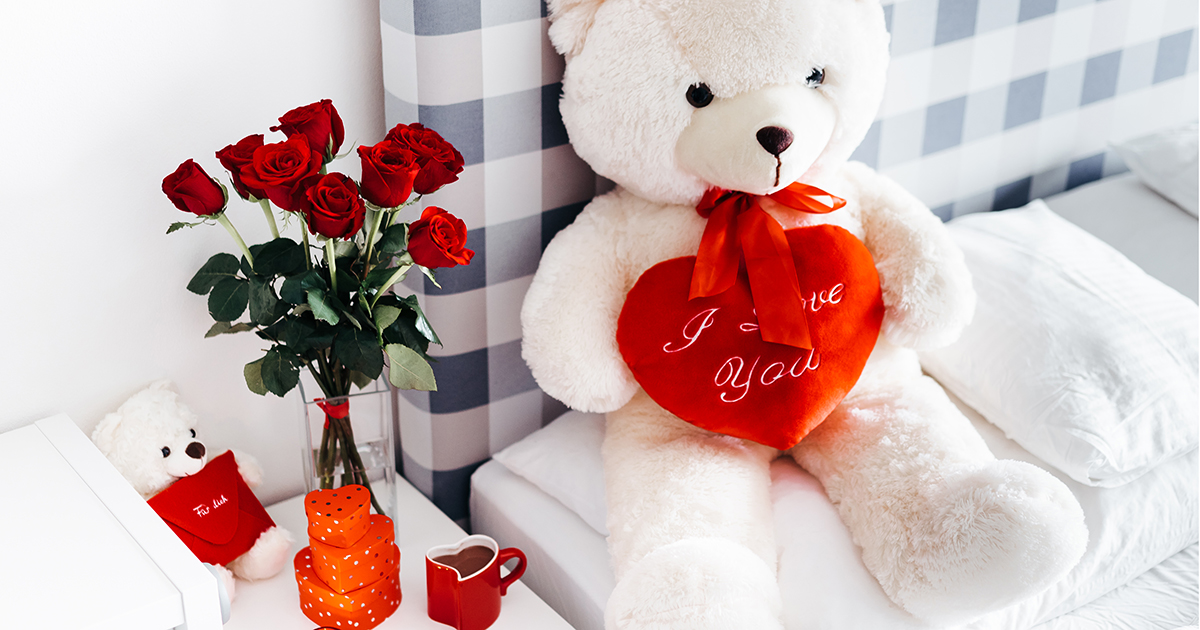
616,224 -> 884,450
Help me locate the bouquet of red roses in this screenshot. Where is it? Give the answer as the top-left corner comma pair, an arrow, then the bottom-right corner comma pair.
162,100 -> 472,510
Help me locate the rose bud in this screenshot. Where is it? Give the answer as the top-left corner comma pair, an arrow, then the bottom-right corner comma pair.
385,123 -> 464,195
270,99 -> 345,162
357,140 -> 421,208
215,134 -> 265,200
304,173 -> 366,240
162,159 -> 227,216
407,206 -> 474,268
238,134 -> 324,212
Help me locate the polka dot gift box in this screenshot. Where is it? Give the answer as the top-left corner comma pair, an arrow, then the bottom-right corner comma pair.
295,486 -> 401,629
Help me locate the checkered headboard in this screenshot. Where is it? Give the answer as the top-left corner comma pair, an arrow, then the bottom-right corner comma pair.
859,0 -> 1198,218
379,0 -> 1198,522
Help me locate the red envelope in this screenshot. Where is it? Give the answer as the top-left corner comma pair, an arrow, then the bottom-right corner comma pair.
148,450 -> 275,566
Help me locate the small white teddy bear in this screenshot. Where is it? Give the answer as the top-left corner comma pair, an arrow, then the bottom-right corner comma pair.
92,380 -> 292,600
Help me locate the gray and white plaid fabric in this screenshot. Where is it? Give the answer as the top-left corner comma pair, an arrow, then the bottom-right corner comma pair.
380,0 -> 594,523
380,0 -> 1198,522
858,0 -> 1198,218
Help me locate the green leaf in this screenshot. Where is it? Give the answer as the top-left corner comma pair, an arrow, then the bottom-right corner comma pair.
260,347 -> 300,397
306,289 -> 340,325
349,370 -> 375,390
167,221 -> 192,235
300,269 -> 328,291
400,294 -> 441,346
187,253 -> 240,295
208,276 -> 249,322
334,327 -> 384,380
385,343 -> 437,391
253,238 -> 305,276
364,263 -> 410,292
243,358 -> 268,396
383,310 -> 430,360
418,264 -> 441,289
279,272 -> 313,304
374,305 -> 402,332
248,276 -> 282,326
378,224 -> 408,253
204,321 -> 254,338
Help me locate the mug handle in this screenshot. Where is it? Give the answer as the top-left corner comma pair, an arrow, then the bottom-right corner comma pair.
496,547 -> 527,596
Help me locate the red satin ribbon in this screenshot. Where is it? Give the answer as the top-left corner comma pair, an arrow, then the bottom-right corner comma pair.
315,398 -> 350,429
690,181 -> 847,349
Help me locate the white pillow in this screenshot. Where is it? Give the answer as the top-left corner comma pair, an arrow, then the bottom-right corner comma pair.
492,410 -> 609,535
1112,123 -> 1199,217
921,202 -> 1199,487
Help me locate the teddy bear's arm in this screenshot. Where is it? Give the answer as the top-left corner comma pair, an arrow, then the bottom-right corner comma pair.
845,162 -> 976,350
228,448 -> 264,489
521,196 -> 642,413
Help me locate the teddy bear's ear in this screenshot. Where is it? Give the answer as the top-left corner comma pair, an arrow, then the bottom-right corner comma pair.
546,0 -> 605,58
91,412 -> 122,455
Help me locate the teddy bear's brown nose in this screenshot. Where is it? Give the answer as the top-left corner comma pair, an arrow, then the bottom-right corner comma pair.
185,442 -> 206,459
756,126 -> 794,156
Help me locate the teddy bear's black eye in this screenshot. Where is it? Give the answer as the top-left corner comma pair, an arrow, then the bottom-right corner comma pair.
686,83 -> 714,108
806,67 -> 825,88
190,428 -> 196,438
162,446 -> 171,458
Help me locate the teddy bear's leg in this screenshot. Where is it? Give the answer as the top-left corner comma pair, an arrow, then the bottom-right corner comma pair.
790,374 -> 1087,626
227,526 -> 293,581
602,390 -> 784,630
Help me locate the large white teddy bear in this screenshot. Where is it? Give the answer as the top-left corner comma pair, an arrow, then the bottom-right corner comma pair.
521,1 -> 1088,628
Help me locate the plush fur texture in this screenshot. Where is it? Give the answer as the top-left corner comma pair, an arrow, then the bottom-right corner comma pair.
523,0 -> 1087,626
92,380 -> 292,587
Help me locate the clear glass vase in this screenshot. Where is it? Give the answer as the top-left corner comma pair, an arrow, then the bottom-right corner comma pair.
298,379 -> 397,520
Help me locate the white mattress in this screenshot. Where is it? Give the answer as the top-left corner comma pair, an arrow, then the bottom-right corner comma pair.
471,174 -> 1200,629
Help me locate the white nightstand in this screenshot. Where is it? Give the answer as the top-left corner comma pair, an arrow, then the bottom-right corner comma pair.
224,476 -> 574,629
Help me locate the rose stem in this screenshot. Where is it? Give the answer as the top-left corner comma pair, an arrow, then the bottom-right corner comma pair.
216,213 -> 254,268
318,422 -> 334,489
369,253 -> 414,310
340,417 -> 385,514
298,215 -> 313,270
259,200 -> 280,239
325,239 -> 339,294
362,206 -> 389,276
337,419 -> 354,488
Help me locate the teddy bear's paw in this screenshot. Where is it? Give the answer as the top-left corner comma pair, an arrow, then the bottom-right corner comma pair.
227,526 -> 294,581
898,460 -> 1087,625
605,538 -> 783,630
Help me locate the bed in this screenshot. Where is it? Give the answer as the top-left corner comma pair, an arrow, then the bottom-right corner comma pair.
470,166 -> 1200,629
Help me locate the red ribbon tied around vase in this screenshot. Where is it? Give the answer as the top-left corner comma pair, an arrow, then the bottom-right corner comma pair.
315,398 -> 350,429
690,181 -> 847,349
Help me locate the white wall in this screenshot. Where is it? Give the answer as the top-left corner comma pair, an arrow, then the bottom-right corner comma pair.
0,1 -> 385,504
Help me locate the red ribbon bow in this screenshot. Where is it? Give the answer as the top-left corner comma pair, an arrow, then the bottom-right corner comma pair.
315,398 -> 350,429
690,181 -> 847,349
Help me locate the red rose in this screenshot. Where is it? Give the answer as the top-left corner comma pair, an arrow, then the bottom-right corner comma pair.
407,206 -> 473,268
162,159 -> 227,216
304,173 -> 365,240
357,140 -> 420,208
238,135 -> 324,212
385,123 -> 464,195
270,99 -> 345,162
215,134 -> 265,200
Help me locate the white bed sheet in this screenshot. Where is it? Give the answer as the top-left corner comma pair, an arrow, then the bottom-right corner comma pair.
471,408 -> 1199,630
